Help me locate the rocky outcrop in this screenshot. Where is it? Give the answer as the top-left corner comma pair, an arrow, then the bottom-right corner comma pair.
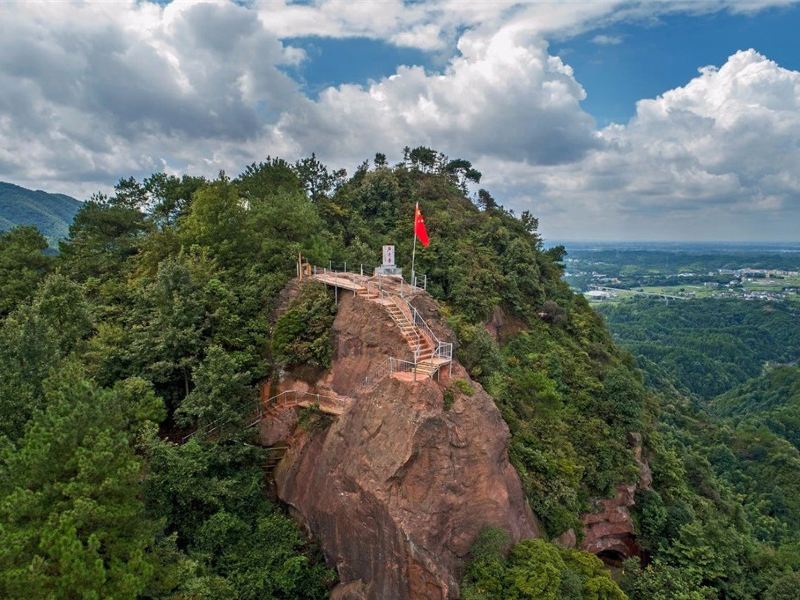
578,433 -> 652,564
483,305 -> 527,345
580,484 -> 640,563
262,291 -> 539,599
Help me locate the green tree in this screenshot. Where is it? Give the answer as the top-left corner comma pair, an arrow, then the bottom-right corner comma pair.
176,345 -> 254,431
0,274 -> 92,440
0,364 -> 165,599
59,195 -> 149,283
273,282 -> 336,369
143,439 -> 334,598
0,226 -> 53,317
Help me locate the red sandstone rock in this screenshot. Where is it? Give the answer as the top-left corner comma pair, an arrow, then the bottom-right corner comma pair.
579,433 -> 652,562
330,581 -> 370,600
263,292 -> 539,599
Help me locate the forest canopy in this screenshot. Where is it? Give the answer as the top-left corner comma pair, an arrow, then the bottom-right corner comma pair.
0,148 -> 798,599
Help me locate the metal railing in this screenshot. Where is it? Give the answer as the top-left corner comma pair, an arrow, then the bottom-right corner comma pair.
389,356 -> 423,381
181,389 -> 347,443
407,302 -> 453,363
310,262 -> 427,296
308,262 -> 452,379
389,294 -> 422,358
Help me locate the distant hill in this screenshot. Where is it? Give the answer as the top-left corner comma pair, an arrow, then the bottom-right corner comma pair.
711,364 -> 800,449
0,182 -> 81,244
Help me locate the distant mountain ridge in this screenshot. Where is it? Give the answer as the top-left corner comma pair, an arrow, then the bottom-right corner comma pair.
0,181 -> 81,244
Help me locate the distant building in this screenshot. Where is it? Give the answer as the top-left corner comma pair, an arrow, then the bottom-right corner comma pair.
585,290 -> 614,300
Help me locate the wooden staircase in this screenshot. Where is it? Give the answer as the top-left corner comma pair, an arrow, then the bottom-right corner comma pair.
264,445 -> 289,475
310,270 -> 451,382
383,301 -> 439,379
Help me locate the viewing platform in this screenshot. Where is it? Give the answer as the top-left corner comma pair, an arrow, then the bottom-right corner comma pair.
306,264 -> 452,383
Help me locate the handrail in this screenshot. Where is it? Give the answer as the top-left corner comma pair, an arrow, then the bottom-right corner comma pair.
181,389 -> 347,443
364,357 -> 391,386
404,300 -> 453,362
309,265 -> 452,380
389,356 -> 421,382
389,294 -> 422,358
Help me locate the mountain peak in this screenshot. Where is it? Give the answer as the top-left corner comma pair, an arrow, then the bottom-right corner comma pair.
0,181 -> 81,245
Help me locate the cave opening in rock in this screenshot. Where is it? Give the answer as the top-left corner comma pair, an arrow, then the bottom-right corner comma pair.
597,549 -> 626,568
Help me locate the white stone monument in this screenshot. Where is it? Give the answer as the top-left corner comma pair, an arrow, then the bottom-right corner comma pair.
374,244 -> 403,276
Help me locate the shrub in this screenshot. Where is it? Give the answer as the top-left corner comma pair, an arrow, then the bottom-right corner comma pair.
273,282 -> 336,369
443,388 -> 455,411
454,379 -> 475,396
297,404 -> 333,433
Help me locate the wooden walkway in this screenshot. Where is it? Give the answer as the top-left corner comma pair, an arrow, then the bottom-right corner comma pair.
312,271 -> 370,293
310,270 -> 452,382
263,389 -> 351,417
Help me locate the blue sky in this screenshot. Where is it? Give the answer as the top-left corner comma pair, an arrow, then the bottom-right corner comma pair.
553,4 -> 800,125
2,1 -> 800,241
287,3 -> 800,127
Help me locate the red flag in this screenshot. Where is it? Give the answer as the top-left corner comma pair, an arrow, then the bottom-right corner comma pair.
414,202 -> 430,247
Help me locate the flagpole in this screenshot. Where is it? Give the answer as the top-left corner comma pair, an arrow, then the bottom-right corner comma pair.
411,202 -> 418,285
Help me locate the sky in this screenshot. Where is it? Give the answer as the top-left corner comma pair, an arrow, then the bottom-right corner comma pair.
1,1 -> 800,242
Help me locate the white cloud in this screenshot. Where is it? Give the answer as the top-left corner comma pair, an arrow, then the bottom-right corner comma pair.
274,24 -> 600,167
1,0 -> 800,240
497,50 -> 800,240
0,0 -> 302,192
591,34 -> 623,45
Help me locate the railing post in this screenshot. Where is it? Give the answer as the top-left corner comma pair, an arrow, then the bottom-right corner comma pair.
344,261 -> 347,273
360,264 -> 363,276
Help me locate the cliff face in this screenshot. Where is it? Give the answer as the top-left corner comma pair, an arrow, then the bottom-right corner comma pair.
554,433 -> 652,564
261,291 -> 538,599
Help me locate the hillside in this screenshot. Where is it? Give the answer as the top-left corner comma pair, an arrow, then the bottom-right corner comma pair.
711,365 -> 800,449
0,181 -> 81,244
597,298 -> 800,399
1,151 -> 800,598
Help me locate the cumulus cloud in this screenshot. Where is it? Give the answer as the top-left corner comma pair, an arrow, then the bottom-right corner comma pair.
274,26 -> 600,166
496,50 -> 800,240
1,0 -> 800,240
0,0 -> 302,191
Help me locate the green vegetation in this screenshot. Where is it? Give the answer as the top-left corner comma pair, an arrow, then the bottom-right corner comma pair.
453,378 -> 475,396
0,181 -> 81,245
461,528 -> 626,600
0,226 -> 54,317
2,149 -> 800,598
273,282 -> 336,369
598,298 -> 800,399
297,404 -> 334,433
0,167 -> 335,598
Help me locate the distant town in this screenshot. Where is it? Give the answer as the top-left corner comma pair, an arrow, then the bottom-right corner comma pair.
559,244 -> 800,304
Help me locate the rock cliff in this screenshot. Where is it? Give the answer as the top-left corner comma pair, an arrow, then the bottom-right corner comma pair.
555,433 -> 652,564
260,289 -> 538,599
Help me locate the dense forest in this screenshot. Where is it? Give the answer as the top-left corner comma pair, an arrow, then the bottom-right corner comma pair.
1,149 -> 799,599
598,299 -> 800,399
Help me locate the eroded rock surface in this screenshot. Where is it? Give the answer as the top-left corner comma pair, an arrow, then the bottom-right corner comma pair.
263,292 -> 538,599
579,433 -> 652,563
